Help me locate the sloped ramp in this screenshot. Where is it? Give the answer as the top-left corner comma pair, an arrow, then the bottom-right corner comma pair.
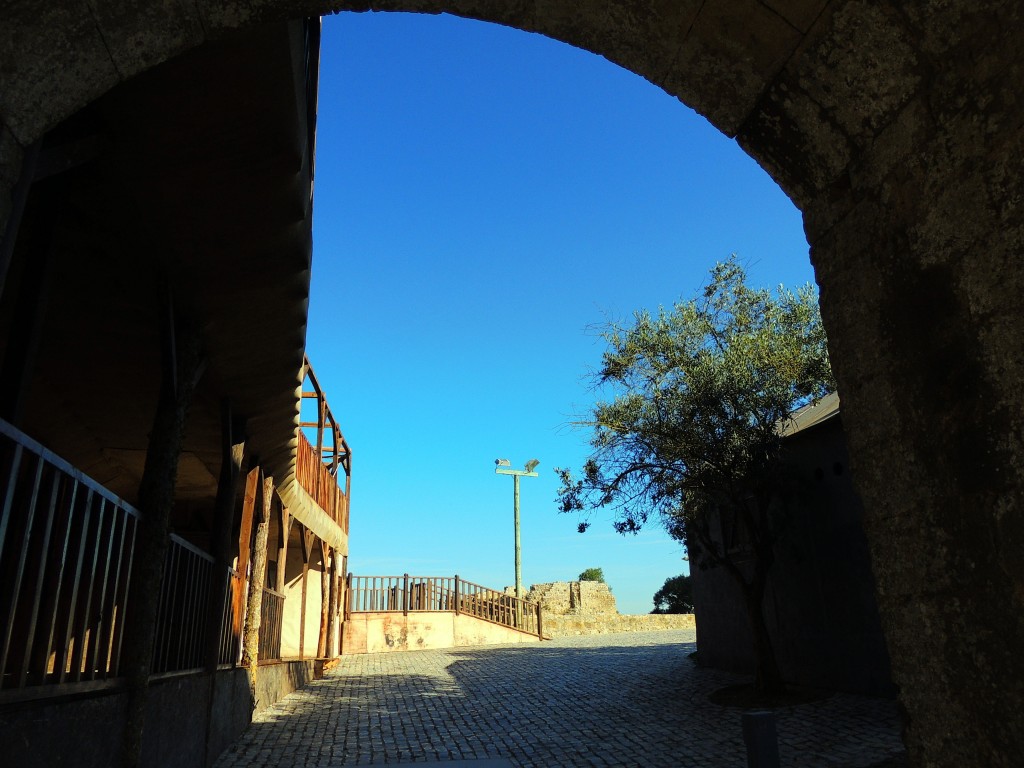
342,574 -> 545,655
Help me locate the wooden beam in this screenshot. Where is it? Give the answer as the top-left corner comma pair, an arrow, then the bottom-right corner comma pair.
326,553 -> 337,658
275,505 -> 289,594
299,526 -> 313,659
206,401 -> 246,672
203,403 -> 246,765
317,540 -> 330,658
120,303 -> 204,768
233,466 -> 259,641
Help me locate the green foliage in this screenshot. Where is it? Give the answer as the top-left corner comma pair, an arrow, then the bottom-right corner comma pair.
652,574 -> 693,614
555,254 -> 834,550
578,567 -> 606,583
555,255 -> 834,693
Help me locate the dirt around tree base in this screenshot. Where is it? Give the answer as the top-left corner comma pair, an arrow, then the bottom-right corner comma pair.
708,682 -> 834,709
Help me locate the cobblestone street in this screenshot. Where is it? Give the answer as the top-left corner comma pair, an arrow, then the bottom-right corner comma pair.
214,630 -> 904,767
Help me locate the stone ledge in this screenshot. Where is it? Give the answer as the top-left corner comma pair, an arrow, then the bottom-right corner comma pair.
542,613 -> 695,638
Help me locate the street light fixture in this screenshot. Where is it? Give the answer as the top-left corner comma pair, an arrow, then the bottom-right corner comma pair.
494,458 -> 539,600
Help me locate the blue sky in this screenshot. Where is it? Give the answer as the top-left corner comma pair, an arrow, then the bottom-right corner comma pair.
306,11 -> 814,614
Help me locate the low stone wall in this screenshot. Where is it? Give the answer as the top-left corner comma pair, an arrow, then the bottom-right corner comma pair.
0,661 -> 323,768
542,613 -> 695,638
342,612 -> 542,654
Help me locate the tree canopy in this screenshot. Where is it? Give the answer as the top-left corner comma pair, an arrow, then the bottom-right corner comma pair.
556,255 -> 833,541
652,574 -> 693,614
578,567 -> 606,583
556,255 -> 834,692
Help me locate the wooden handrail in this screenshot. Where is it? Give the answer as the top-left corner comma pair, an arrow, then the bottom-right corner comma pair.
346,574 -> 543,638
296,358 -> 351,534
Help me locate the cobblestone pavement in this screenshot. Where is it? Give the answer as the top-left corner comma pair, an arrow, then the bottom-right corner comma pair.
214,630 -> 904,767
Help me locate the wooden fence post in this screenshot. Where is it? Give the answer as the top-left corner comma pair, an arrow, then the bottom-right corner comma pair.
403,573 -> 409,616
454,575 -> 460,616
318,541 -> 330,658
344,571 -> 352,620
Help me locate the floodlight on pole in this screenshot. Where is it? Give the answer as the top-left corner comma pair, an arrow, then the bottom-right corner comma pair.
494,458 -> 540,599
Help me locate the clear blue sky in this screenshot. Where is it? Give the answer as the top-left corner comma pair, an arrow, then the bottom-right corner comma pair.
306,11 -> 814,614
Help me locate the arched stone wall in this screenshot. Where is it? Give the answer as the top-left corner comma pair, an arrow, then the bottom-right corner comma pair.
2,3 -> 1022,765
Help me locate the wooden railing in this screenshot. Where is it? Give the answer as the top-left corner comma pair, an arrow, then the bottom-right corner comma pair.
295,431 -> 349,531
0,419 -> 139,699
258,586 -> 285,662
346,574 -> 543,638
297,357 -> 351,534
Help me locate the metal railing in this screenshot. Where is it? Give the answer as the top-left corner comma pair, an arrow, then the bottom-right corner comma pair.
0,419 -> 139,698
0,418 -> 302,703
151,534 -> 219,676
258,586 -> 285,661
218,569 -> 244,667
346,574 -> 543,638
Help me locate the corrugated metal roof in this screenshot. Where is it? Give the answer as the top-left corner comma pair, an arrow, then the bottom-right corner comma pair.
779,391 -> 841,437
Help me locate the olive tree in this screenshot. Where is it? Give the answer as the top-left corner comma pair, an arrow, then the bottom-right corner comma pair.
556,255 -> 833,693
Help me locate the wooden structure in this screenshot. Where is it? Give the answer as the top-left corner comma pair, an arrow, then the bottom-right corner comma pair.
342,574 -> 545,655
0,17 -> 352,768
346,574 -> 543,638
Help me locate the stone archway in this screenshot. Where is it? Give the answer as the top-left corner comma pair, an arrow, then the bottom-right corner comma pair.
2,3 -> 1022,765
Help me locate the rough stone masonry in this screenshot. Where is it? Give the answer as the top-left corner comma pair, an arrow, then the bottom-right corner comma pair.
509,581 -> 694,637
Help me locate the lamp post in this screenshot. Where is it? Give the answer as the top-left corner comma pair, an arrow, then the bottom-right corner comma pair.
494,458 -> 539,600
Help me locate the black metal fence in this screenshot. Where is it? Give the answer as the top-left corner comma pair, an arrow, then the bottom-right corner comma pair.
0,419 -> 260,702
259,587 -> 285,661
0,419 -> 139,698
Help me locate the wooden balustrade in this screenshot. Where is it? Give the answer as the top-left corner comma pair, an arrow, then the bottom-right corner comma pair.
297,357 -> 351,535
295,431 -> 348,531
346,574 -> 543,638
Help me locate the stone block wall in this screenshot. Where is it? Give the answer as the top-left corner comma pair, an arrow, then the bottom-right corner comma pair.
509,581 -> 618,616
542,613 -> 695,638
507,581 -> 694,637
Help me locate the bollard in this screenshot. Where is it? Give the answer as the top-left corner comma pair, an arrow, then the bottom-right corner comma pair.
742,710 -> 780,768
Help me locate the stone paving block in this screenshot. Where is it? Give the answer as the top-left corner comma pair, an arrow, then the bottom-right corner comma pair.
214,631 -> 904,767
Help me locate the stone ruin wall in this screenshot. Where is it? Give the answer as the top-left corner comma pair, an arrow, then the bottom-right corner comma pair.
517,580 -> 619,616
508,581 -> 695,638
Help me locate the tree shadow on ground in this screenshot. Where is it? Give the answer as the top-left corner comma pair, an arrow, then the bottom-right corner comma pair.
215,634 -> 905,768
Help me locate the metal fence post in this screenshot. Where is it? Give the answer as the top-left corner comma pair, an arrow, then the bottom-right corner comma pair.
742,711 -> 780,768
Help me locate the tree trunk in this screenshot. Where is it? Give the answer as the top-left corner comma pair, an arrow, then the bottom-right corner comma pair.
744,577 -> 783,695
120,312 -> 203,768
240,474 -> 272,689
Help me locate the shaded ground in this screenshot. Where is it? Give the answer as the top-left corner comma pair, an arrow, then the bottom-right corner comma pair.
214,630 -> 904,767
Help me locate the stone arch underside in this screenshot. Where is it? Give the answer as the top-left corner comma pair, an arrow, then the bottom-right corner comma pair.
1,2 -> 1023,766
